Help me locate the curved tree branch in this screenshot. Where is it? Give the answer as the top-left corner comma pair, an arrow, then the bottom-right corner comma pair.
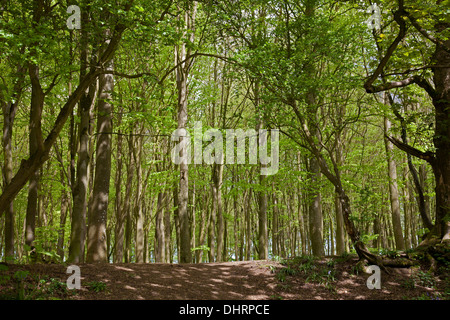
385,135 -> 435,165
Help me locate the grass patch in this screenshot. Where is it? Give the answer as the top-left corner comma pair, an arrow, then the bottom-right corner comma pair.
0,267 -> 75,300
274,255 -> 339,292
86,281 -> 108,293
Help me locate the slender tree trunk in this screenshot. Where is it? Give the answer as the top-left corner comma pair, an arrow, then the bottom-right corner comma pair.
253,80 -> 268,260
133,133 -> 145,263
67,9 -> 97,263
373,213 -> 381,249
174,4 -> 196,263
191,180 -> 196,261
212,160 -> 224,262
334,125 -> 346,255
296,153 -> 306,256
1,73 -> 23,259
257,130 -> 268,259
301,0 -> 325,259
155,192 -> 166,263
419,164 -> 432,230
245,189 -> 251,260
233,176 -> 239,261
121,136 -> 134,263
272,185 -> 279,258
164,192 -> 172,263
196,186 -> 208,263
208,181 -> 216,262
173,184 -> 181,262
308,156 -> 325,257
404,174 -> 412,250
0,23 -> 25,261
383,113 -> 406,251
86,52 -> 113,263
387,95 -> 434,233
25,63 -> 45,250
57,169 -> 70,261
113,119 -> 124,263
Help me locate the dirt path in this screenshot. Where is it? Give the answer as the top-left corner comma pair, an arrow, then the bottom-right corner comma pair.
74,260 -> 280,300
0,257 -> 447,300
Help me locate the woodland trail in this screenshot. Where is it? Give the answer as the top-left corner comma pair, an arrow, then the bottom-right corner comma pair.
1,257 -> 447,300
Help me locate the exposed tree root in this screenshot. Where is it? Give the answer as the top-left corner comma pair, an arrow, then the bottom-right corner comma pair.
354,236 -> 450,275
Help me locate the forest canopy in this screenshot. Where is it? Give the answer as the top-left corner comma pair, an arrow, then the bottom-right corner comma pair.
0,0 -> 449,267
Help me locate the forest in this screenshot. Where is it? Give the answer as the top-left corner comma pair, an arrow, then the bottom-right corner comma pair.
0,0 -> 449,300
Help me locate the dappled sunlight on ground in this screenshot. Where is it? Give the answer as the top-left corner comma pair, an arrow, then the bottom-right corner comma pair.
0,256 -> 447,300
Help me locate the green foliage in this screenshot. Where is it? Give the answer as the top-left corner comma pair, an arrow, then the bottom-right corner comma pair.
86,281 -> 108,293
191,245 -> 210,253
379,248 -> 401,259
335,252 -> 354,264
414,270 -> 436,288
28,226 -> 62,263
13,270 -> 29,282
274,255 -> 338,292
400,278 -> 417,290
0,266 -> 77,300
0,0 -> 444,277
0,264 -> 10,286
413,292 -> 444,300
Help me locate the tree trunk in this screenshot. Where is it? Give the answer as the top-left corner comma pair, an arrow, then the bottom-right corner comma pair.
121,136 -> 134,263
57,167 -> 70,261
155,192 -> 166,263
334,124 -> 346,255
1,76 -> 23,260
113,119 -> 124,263
85,53 -> 113,263
363,3 -> 450,244
419,164 -> 432,231
245,189 -> 252,260
296,153 -> 306,256
308,156 -> 325,257
67,8 -> 98,263
402,165 -> 411,250
208,181 -> 216,262
164,192 -> 172,263
384,113 -> 406,251
174,4 -> 196,263
253,79 -> 268,260
191,180 -> 196,261
25,63 -> 45,250
256,124 -> 268,260
272,186 -> 279,257
196,186 -> 208,263
133,134 -> 145,263
233,176 -> 240,261
212,161 -> 224,262
430,30 -> 450,241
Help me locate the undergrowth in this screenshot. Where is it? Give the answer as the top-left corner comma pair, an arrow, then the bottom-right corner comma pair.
274,255 -> 339,293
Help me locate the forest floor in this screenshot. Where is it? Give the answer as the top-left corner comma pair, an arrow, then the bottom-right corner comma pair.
0,255 -> 448,300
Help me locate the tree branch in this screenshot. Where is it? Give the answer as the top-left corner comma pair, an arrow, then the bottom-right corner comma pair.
385,135 -> 435,164
364,9 -> 408,93
405,10 -> 450,54
365,75 -> 437,99
0,5 -> 132,216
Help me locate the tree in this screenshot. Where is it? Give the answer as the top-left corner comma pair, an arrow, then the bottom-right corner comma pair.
383,104 -> 406,251
174,1 -> 197,264
86,37 -> 114,263
68,3 -> 97,263
364,0 -> 450,244
0,1 -> 131,224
